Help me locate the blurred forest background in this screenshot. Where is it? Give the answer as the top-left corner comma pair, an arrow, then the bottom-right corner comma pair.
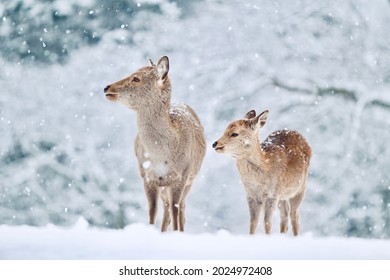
1,0 -> 390,238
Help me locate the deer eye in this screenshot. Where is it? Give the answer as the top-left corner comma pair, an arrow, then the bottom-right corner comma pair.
132,77 -> 140,82
231,133 -> 239,137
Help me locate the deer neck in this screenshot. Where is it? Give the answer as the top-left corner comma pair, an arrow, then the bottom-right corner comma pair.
237,140 -> 268,170
136,100 -> 177,155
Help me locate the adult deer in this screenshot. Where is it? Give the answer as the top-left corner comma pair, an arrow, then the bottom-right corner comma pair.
104,56 -> 206,231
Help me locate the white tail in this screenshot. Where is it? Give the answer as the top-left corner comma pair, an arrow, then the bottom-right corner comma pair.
104,56 -> 206,232
213,109 -> 311,235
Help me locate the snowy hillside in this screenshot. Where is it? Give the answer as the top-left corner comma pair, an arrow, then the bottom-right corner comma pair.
2,218 -> 390,259
1,0 -> 390,242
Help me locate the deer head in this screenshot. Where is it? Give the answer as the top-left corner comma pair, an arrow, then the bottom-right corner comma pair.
213,110 -> 269,158
104,56 -> 171,110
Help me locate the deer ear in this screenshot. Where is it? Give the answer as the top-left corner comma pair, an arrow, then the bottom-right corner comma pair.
156,56 -> 169,80
148,58 -> 156,66
244,110 -> 256,119
249,110 -> 269,130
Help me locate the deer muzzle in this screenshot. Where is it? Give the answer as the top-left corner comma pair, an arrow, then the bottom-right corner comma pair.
213,141 -> 225,152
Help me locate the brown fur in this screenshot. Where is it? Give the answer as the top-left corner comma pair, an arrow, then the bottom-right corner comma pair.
104,57 -> 206,232
213,110 -> 311,235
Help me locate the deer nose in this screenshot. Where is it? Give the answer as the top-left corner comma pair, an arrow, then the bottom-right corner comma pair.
212,141 -> 218,148
104,85 -> 111,93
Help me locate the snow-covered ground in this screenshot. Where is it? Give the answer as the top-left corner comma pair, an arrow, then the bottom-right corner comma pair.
1,218 -> 390,260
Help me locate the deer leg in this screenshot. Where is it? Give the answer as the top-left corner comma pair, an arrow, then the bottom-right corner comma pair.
247,197 -> 262,235
160,187 -> 171,232
178,184 -> 192,232
169,183 -> 185,231
290,190 -> 305,236
144,183 -> 159,225
278,200 -> 289,234
264,197 -> 277,235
